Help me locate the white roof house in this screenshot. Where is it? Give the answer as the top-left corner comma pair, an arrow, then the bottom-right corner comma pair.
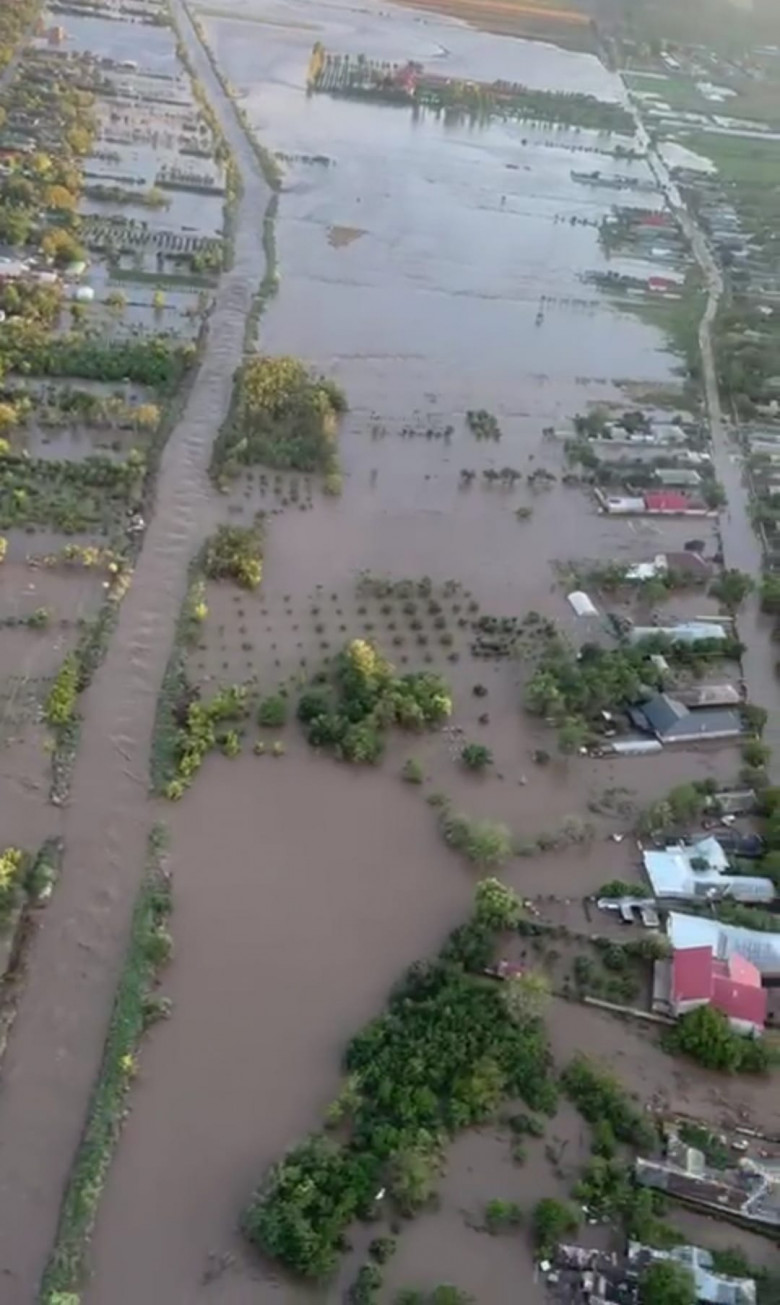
643,838 -> 774,902
628,622 -> 729,645
668,912 -> 780,976
567,590 -> 598,618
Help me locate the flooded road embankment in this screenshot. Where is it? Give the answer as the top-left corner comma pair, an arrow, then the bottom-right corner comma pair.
0,7 -> 269,1299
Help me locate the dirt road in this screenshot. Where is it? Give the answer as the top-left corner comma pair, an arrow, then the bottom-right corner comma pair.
0,9 -> 269,1300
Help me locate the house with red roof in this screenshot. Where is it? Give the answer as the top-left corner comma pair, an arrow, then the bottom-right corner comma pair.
644,490 -> 707,515
671,945 -> 767,1036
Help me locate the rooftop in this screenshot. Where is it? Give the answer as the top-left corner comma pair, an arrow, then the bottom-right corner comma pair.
629,693 -> 743,743
668,911 -> 780,977
642,837 -> 773,902
672,944 -> 768,1027
626,1242 -> 756,1305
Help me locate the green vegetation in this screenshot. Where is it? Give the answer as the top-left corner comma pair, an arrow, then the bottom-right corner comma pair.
460,742 -> 493,772
257,694 -> 287,729
639,1260 -> 696,1305
637,782 -> 710,837
664,1004 -> 769,1074
44,654 -> 79,729
483,1198 -> 522,1233
709,568 -> 754,610
214,355 -> 345,478
203,520 -> 263,589
164,684 -> 248,800
465,409 -> 501,442
532,1197 -> 580,1254
677,1123 -> 730,1169
561,1055 -> 656,1151
0,327 -> 192,388
298,639 -> 451,764
242,883 -> 556,1279
0,448 -> 144,533
401,756 -> 424,784
439,808 -> 513,869
40,826 -> 172,1304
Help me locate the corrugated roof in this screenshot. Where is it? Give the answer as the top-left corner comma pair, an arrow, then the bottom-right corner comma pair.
672,946 -> 767,1026
668,912 -> 780,976
627,1243 -> 756,1305
645,490 -> 693,511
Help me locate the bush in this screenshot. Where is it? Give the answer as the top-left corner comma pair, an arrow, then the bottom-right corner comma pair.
258,694 -> 287,728
639,1261 -> 696,1305
561,1055 -> 656,1151
474,878 -> 523,930
402,756 -> 424,784
203,522 -> 263,589
484,1198 -> 522,1233
664,1004 -> 769,1074
532,1198 -> 579,1254
460,742 -> 493,771
350,1263 -> 383,1303
742,738 -> 770,769
440,812 -> 513,868
45,653 -> 80,727
165,684 -> 248,798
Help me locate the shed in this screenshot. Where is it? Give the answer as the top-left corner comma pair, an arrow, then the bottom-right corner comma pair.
654,467 -> 703,487
567,590 -> 598,618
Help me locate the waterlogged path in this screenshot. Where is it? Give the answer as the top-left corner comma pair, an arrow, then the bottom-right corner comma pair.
0,8 -> 269,1298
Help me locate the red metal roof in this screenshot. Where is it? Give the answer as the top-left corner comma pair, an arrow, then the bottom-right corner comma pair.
672,946 -> 712,1002
673,946 -> 767,1027
644,491 -> 691,512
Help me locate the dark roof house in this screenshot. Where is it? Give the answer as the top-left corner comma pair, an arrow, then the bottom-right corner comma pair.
629,692 -> 743,743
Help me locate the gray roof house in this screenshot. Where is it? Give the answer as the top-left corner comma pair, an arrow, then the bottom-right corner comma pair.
628,692 -> 743,743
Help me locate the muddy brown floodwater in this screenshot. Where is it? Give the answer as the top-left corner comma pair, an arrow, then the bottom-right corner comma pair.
70,2 -> 769,1304
0,4 -> 270,1298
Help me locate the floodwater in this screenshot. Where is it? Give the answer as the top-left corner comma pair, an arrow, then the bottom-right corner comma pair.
80,4 -> 756,1305
0,2 -> 763,1303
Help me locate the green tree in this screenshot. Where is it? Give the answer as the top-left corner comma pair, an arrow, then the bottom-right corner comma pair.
760,574 -> 780,614
460,742 -> 493,771
668,1004 -> 768,1074
532,1197 -> 579,1254
502,971 -> 550,1023
709,568 -> 754,610
639,1260 -> 696,1305
258,694 -> 287,728
473,877 -> 522,930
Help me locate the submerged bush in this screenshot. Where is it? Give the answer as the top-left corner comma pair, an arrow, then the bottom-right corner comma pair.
257,693 -> 287,728
203,521 -> 264,590
299,639 -> 451,764
44,653 -> 80,727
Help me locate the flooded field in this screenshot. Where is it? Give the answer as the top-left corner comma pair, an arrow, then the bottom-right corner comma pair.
74,3 -> 772,1304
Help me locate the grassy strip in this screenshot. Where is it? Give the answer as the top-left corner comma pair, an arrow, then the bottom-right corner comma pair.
149,553 -> 205,795
108,266 -> 218,289
39,824 -> 172,1304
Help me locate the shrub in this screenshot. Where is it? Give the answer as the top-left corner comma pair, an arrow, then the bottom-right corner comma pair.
664,1004 -> 769,1074
460,742 -> 493,771
474,878 -> 522,930
45,653 -> 80,727
350,1263 -> 383,1303
484,1198 -> 522,1233
561,1055 -> 656,1151
203,522 -> 264,589
402,757 -> 424,784
742,738 -> 770,769
639,1261 -> 696,1305
532,1198 -> 579,1254
440,812 -> 513,868
220,355 -> 346,475
258,694 -> 287,728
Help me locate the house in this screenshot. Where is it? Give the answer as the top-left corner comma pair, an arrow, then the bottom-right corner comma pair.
671,945 -> 768,1034
635,1128 -> 780,1230
668,912 -> 780,980
627,621 -> 729,645
628,692 -> 743,744
642,837 -> 774,902
626,1242 -> 756,1305
644,490 -> 708,514
676,683 -> 742,708
654,467 -> 703,488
